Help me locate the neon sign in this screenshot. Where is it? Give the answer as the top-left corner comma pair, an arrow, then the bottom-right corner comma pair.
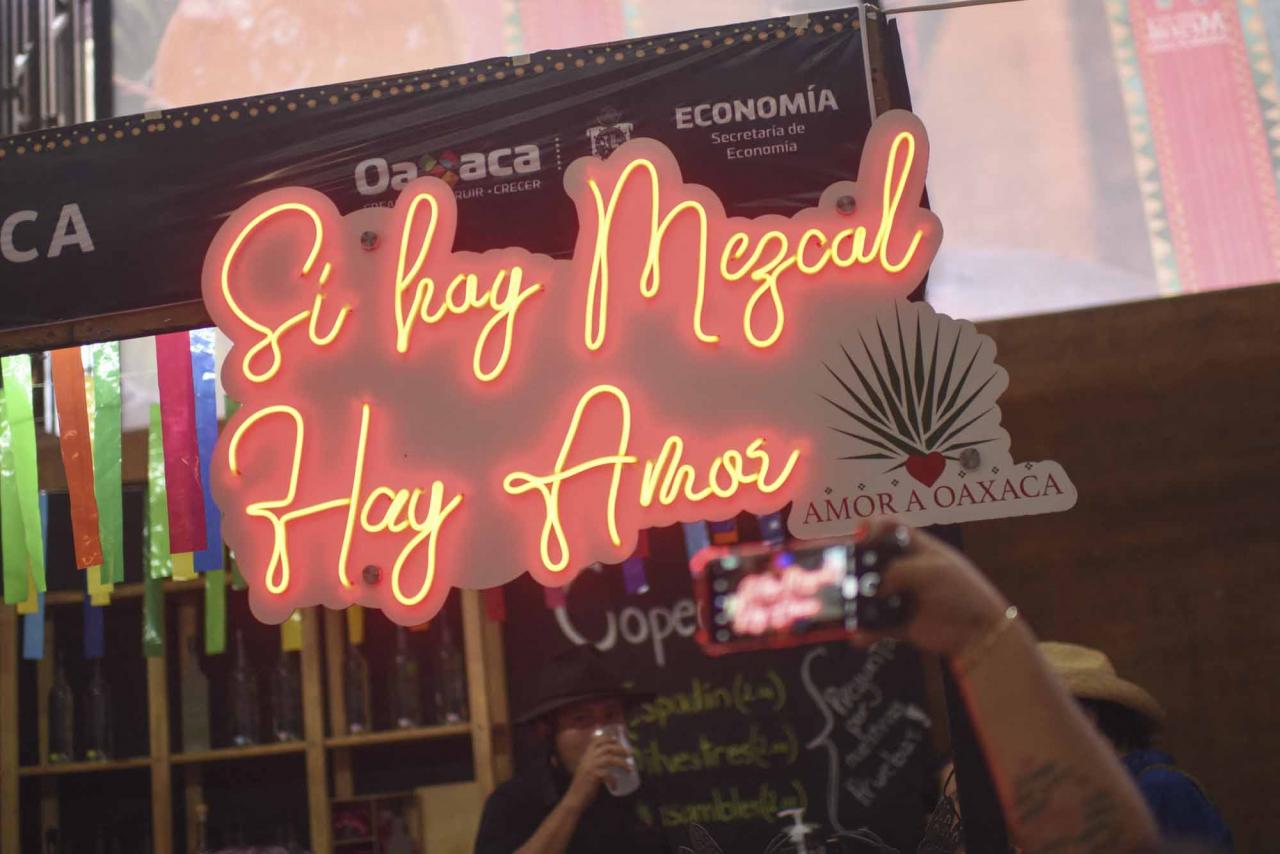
204,110 -> 948,625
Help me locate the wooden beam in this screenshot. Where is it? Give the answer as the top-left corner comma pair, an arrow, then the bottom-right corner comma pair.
0,301 -> 211,358
460,591 -> 496,794
322,608 -> 355,798
147,652 -> 173,854
300,608 -> 331,852
0,606 -> 20,854
38,620 -> 56,851
177,603 -> 201,853
481,607 -> 513,784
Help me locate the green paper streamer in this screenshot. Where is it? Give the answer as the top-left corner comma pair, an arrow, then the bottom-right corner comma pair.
205,569 -> 226,655
91,343 -> 124,585
147,403 -> 173,580
2,355 -> 45,600
0,405 -> 26,605
143,574 -> 166,657
223,397 -> 246,592
228,550 -> 247,590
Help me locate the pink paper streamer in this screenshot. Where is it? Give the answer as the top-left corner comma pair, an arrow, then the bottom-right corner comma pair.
154,333 -> 208,554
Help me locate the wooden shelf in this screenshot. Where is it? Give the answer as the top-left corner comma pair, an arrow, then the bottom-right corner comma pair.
18,756 -> 153,777
1,591 -> 509,854
43,576 -> 217,606
324,722 -> 470,749
170,741 -> 307,765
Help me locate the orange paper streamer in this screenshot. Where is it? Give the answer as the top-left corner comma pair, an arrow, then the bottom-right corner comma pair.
50,348 -> 103,568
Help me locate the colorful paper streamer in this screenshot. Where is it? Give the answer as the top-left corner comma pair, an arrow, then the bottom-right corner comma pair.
50,347 -> 103,568
143,575 -> 166,657
281,610 -> 304,651
228,549 -> 247,590
0,388 -> 26,605
2,355 -> 46,595
757,511 -> 786,545
147,404 -> 174,580
205,569 -> 227,655
543,585 -> 567,610
346,605 -> 365,646
21,593 -> 44,660
483,587 -> 507,622
622,556 -> 649,595
154,332 -> 207,555
708,517 -> 740,545
172,551 -> 196,581
191,329 -> 222,572
91,343 -> 125,584
19,494 -> 49,629
681,522 -> 711,559
83,599 -> 105,659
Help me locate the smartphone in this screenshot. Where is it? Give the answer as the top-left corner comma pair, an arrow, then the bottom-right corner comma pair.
689,533 -> 909,656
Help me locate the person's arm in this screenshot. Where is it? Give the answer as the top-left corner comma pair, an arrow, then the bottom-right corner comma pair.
853,519 -> 1159,854
513,734 -> 633,854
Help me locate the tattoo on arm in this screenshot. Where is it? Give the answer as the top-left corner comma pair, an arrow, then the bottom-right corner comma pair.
1011,761 -> 1123,854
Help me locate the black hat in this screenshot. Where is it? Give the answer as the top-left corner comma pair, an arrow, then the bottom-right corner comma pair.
515,645 -> 654,725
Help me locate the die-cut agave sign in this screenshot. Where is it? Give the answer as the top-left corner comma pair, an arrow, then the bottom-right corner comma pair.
204,109 -> 1076,625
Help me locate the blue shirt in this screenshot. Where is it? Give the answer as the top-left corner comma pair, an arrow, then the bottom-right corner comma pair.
1123,749 -> 1233,852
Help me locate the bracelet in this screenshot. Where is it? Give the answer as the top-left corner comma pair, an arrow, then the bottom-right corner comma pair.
953,605 -> 1020,676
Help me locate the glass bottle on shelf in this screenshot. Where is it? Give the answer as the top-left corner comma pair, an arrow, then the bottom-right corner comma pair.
389,627 -> 422,729
270,648 -> 303,742
229,629 -> 260,746
344,641 -> 370,734
48,649 -> 74,763
83,658 -> 114,761
195,804 -> 210,854
431,616 -> 469,724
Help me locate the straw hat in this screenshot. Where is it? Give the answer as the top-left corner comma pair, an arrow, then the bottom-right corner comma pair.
1040,642 -> 1166,729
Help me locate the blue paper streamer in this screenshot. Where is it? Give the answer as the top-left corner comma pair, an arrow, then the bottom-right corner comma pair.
757,511 -> 786,544
622,556 -> 649,595
681,522 -> 711,559
83,598 -> 105,659
191,329 -> 222,572
22,593 -> 44,660
22,492 -> 49,660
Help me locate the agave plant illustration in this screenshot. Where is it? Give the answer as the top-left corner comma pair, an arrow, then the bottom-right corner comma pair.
821,304 -> 999,485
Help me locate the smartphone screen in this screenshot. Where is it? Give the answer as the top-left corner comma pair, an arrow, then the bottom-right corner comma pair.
690,537 -> 860,655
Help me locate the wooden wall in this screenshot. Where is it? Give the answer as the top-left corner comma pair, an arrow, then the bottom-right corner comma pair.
967,283 -> 1280,851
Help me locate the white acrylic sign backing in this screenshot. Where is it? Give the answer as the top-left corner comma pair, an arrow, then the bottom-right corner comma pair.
200,110 -> 1075,625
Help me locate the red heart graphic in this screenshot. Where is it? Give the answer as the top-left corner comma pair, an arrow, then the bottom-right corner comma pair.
905,453 -> 946,487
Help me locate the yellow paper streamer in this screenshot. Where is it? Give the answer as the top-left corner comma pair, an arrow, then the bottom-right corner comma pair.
87,564 -> 112,605
346,605 -> 365,646
17,565 -> 39,614
172,551 -> 196,581
281,610 -> 303,651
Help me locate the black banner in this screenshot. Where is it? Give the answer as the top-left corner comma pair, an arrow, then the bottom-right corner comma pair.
0,8 -> 909,352
502,519 -> 936,852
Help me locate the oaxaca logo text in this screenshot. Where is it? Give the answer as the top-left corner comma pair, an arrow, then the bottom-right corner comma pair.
354,144 -> 542,196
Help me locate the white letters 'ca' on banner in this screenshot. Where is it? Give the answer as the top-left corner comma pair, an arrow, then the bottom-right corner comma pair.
201,109 -> 1075,625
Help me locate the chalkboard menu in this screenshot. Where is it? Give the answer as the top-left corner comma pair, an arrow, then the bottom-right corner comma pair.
501,517 -> 937,852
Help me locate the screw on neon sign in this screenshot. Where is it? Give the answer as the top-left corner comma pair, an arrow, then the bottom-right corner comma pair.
202,109 -> 942,625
